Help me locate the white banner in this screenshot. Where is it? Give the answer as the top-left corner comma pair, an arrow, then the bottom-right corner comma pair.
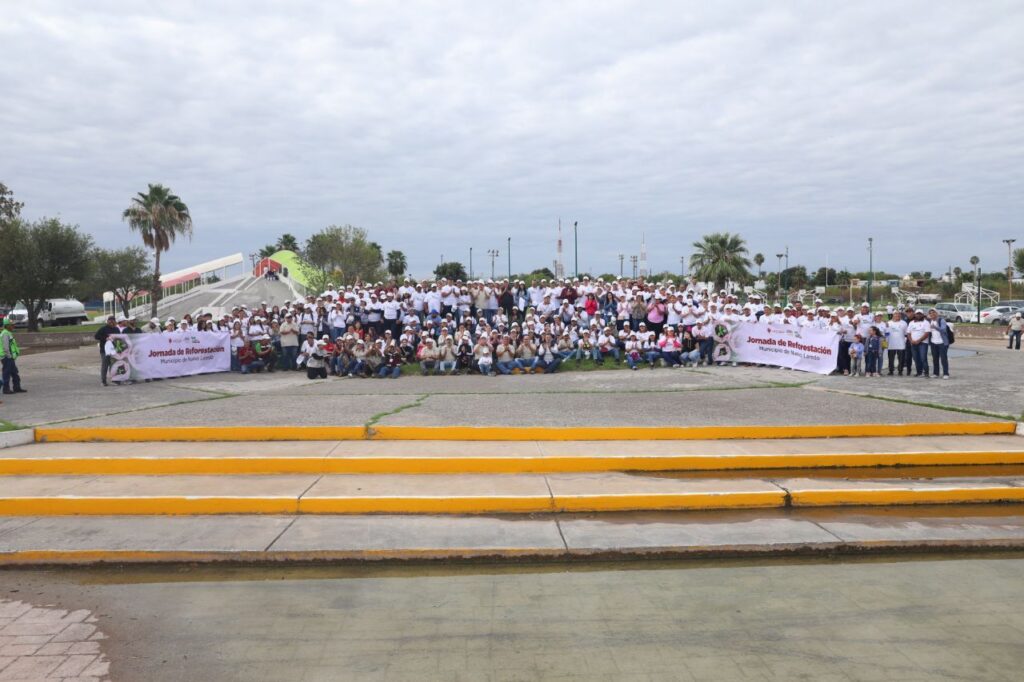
726,322 -> 839,374
106,331 -> 231,382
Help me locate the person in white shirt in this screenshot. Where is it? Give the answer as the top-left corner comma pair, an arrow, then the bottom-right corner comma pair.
884,311 -> 908,375
907,311 -> 932,377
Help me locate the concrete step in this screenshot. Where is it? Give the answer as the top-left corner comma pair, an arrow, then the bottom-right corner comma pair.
0,472 -> 1022,515
3,508 -> 1024,565
32,421 -> 1016,442
5,436 -> 1024,475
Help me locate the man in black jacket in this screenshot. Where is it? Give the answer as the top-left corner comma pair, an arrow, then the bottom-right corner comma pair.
94,316 -> 119,386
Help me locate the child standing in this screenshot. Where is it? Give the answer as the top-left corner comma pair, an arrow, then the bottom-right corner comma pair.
848,334 -> 865,377
865,326 -> 882,377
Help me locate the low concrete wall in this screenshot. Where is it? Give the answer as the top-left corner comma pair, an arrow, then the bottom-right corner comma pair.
955,324 -> 1008,339
16,331 -> 95,351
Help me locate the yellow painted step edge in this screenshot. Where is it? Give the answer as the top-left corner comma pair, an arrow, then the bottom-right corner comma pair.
4,450 -> 1024,475
789,487 -> 1024,507
34,421 -> 1016,443
0,492 -> 787,515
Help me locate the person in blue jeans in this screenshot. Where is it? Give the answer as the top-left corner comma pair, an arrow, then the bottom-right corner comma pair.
907,311 -> 931,377
865,326 -> 883,377
927,309 -> 951,379
848,335 -> 865,376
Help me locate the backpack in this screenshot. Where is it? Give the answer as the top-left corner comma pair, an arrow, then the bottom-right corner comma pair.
947,323 -> 955,345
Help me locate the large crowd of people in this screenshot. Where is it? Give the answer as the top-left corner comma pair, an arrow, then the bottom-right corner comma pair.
94,276 -> 959,384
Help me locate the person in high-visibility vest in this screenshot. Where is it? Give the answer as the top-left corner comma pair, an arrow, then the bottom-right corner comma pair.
0,318 -> 25,395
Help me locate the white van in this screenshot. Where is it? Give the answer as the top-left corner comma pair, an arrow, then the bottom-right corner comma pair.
7,299 -> 88,327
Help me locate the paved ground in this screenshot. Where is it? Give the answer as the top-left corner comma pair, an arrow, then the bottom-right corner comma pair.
0,553 -> 1022,681
1,341 -> 1019,429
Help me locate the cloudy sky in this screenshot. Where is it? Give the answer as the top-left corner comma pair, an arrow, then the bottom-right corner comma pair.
2,1 -> 1022,279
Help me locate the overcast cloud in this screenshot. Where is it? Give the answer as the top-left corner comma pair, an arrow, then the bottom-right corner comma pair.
2,0 -> 1022,278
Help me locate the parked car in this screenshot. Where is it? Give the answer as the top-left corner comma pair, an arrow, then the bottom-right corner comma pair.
933,302 -> 976,323
979,305 -> 1021,324
996,306 -> 1024,325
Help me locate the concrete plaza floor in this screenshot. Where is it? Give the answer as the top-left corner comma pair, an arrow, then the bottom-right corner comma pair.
2,553 -> 1022,681
1,341 -> 1020,429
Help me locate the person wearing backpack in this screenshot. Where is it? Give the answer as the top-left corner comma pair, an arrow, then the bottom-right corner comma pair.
927,308 -> 952,379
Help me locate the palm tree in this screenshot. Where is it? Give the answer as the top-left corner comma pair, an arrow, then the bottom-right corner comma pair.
122,183 -> 193,318
689,232 -> 752,292
386,250 -> 407,279
276,233 -> 299,252
259,244 -> 277,259
753,253 -> 765,278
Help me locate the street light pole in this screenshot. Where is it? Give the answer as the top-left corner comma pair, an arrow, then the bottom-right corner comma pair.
573,221 -> 579,279
618,254 -> 624,278
630,255 -> 638,279
775,253 -> 784,299
1004,239 -> 1017,298
867,237 -> 874,308
507,237 -> 511,280
469,247 -> 473,280
977,260 -> 982,323
680,256 -> 685,280
487,249 -> 499,280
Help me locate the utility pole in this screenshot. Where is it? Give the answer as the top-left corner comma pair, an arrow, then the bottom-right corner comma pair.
1004,239 -> 1017,298
976,259 -> 982,323
785,246 -> 789,272
487,249 -> 499,280
680,256 -> 686,280
573,221 -> 579,279
507,237 -> 511,280
867,237 -> 874,308
469,247 -> 473,280
618,254 -> 624,278
776,253 -> 784,298
630,255 -> 638,279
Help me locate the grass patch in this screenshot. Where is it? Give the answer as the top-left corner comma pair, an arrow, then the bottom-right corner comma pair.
821,388 -> 1017,421
37,392 -> 236,427
365,394 -> 429,428
0,419 -> 23,432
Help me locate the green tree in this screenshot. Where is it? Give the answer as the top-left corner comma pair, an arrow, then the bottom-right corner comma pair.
122,183 -> 193,319
276,233 -> 299,252
812,267 -> 837,287
0,182 -> 23,223
1014,248 -> 1024,277
301,224 -> 386,288
369,242 -> 384,268
780,265 -> 809,290
434,261 -> 468,281
753,253 -> 765,278
835,269 -> 852,285
258,244 -> 277,259
386,250 -> 408,279
688,232 -> 752,291
0,217 -> 93,331
88,247 -> 152,317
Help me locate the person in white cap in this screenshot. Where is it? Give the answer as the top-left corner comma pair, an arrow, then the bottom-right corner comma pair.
1006,312 -> 1023,350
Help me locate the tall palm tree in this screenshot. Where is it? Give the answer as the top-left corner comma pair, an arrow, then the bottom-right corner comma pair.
386,250 -> 407,279
689,232 -> 752,292
276,233 -> 299,251
753,253 -> 765,278
122,183 -> 193,318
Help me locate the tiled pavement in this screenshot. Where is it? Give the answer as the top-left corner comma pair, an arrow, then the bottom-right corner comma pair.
0,600 -> 109,681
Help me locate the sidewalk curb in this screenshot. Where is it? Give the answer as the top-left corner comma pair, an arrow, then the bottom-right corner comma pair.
33,421 -> 1017,443
0,429 -> 34,449
0,539 -> 1022,566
